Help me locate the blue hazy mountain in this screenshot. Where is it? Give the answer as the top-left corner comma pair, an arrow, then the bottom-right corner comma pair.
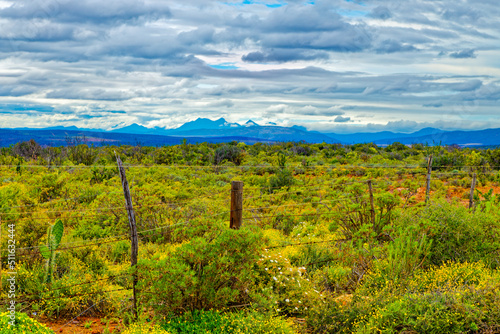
243,120 -> 260,127
109,118 -> 338,143
168,125 -> 336,143
110,123 -> 164,135
110,118 -> 243,135
370,128 -> 500,146
0,128 -> 273,147
3,118 -> 500,147
324,128 -> 445,144
171,117 -> 241,132
6,125 -> 104,132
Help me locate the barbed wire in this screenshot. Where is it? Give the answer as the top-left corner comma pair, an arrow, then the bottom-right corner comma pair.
10,288 -> 131,306
265,238 -> 343,249
0,192 -> 230,224
3,273 -> 131,302
242,193 -> 367,213
0,189 -> 123,210
0,221 -> 192,257
1,164 -> 499,169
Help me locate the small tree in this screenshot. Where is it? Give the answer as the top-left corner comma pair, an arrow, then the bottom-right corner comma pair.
268,152 -> 294,193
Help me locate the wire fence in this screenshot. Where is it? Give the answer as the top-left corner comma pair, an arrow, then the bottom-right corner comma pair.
0,163 -> 497,329
1,164 -> 500,169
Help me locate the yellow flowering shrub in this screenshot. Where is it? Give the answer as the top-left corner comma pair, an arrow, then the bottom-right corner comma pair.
0,311 -> 53,334
358,261 -> 500,333
406,260 -> 497,293
122,322 -> 170,334
162,310 -> 296,334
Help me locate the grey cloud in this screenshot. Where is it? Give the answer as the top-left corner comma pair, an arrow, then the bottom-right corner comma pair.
370,6 -> 392,20
0,0 -> 172,23
472,83 -> 500,101
195,65 -> 351,81
442,6 -> 480,24
294,106 -> 346,116
242,49 -> 330,63
314,84 -> 338,93
46,88 -> 133,101
341,106 -> 357,111
423,103 -> 443,108
420,28 -> 459,40
372,26 -> 433,46
262,5 -> 347,33
235,4 -> 373,55
366,120 -> 423,133
323,109 -> 344,116
375,40 -> 417,53
0,20 -> 74,42
178,27 -> 216,46
0,85 -> 36,97
344,119 -> 492,134
206,99 -> 234,108
334,115 -> 351,123
451,79 -> 482,92
449,49 -> 477,58
260,27 -> 371,52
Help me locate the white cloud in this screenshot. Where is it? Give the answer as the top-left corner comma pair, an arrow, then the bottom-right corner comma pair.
0,0 -> 499,133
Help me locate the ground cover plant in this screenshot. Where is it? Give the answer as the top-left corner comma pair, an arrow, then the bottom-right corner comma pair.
1,140 -> 500,333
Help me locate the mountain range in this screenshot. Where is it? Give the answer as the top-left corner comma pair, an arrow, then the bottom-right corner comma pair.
1,117 -> 500,147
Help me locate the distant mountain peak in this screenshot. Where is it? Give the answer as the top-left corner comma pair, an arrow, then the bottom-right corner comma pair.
291,125 -> 307,132
171,117 -> 241,132
244,120 -> 260,127
111,123 -> 153,134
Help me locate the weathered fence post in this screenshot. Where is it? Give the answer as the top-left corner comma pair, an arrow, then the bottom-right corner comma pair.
469,173 -> 477,210
115,153 -> 138,320
425,155 -> 433,205
367,180 -> 375,226
230,181 -> 243,229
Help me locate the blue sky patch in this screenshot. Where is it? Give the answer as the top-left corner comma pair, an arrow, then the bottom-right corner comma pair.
209,63 -> 240,70
0,104 -> 55,113
223,0 -> 287,8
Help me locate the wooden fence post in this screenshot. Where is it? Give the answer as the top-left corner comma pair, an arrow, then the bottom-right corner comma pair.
425,155 -> 433,205
230,181 -> 243,229
115,153 -> 138,320
367,180 -> 375,226
469,173 -> 477,210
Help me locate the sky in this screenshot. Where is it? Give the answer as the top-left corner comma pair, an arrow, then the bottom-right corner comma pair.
0,0 -> 499,133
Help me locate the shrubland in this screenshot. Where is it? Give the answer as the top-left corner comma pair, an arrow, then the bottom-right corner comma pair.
1,140 -> 500,333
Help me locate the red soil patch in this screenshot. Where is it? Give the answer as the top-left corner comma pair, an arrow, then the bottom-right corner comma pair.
41,316 -> 123,334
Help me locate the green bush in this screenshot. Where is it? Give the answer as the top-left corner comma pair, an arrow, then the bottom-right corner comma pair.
14,259 -> 119,318
137,227 -> 265,315
214,145 -> 245,166
398,201 -> 500,268
268,169 -> 294,193
162,310 -> 296,334
305,297 -> 361,334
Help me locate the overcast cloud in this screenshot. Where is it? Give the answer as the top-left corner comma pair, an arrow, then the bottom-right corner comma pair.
0,0 -> 499,133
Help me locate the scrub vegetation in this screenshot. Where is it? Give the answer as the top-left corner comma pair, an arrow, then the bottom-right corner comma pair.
1,140 -> 500,333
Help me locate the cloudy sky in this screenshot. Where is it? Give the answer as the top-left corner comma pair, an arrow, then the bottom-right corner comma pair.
0,0 -> 499,133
